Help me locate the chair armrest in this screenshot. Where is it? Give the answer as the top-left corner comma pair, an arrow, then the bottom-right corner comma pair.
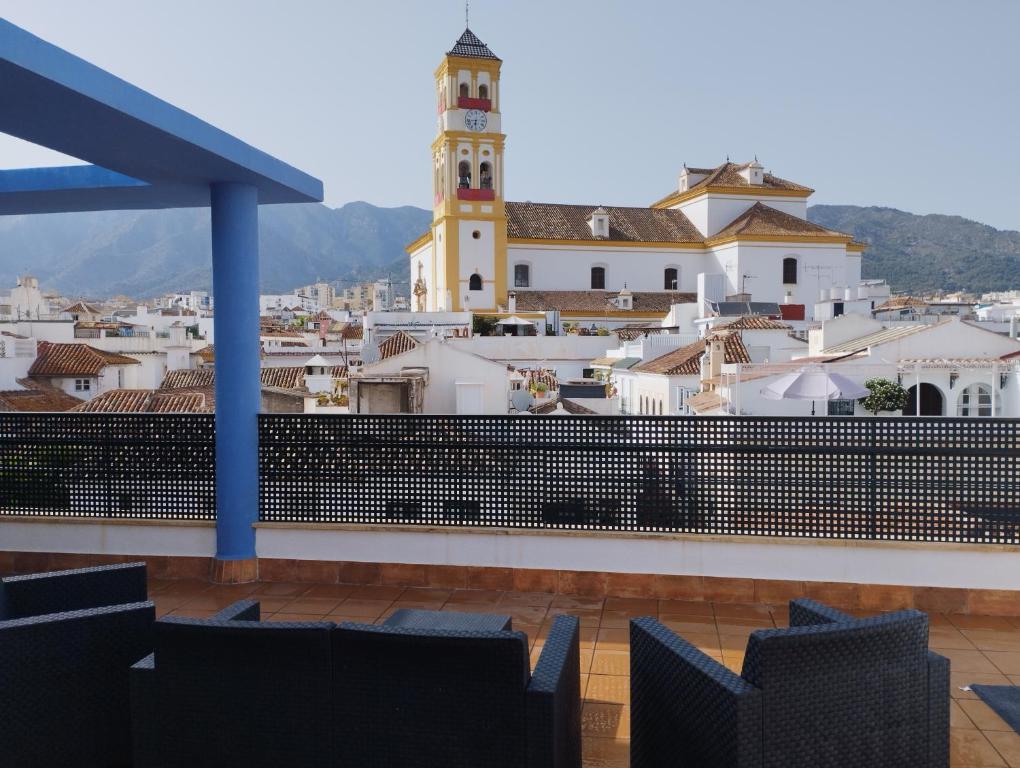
526,615 -> 581,768
131,653 -> 158,768
209,598 -> 260,622
927,650 -> 950,768
0,562 -> 147,618
630,617 -> 762,768
788,598 -> 855,627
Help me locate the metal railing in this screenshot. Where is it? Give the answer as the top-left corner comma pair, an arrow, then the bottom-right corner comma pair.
1,413 -> 1018,544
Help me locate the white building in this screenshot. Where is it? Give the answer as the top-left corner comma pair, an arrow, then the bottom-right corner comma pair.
407,28 -> 866,323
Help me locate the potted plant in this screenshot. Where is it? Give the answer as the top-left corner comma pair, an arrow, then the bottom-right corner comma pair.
534,381 -> 549,399
859,378 -> 909,415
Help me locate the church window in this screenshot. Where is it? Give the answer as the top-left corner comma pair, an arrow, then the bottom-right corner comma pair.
478,83 -> 489,100
783,256 -> 798,285
469,273 -> 483,291
458,160 -> 471,188
479,162 -> 493,189
514,264 -> 530,288
459,82 -> 469,98
664,267 -> 678,290
591,266 -> 606,290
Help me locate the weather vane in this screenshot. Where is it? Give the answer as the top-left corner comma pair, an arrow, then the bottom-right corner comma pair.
466,1 -> 470,27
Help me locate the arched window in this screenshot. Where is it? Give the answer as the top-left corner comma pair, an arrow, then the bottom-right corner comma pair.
514,264 -> 530,288
664,267 -> 678,290
591,266 -> 606,290
469,273 -> 483,291
459,82 -> 469,99
957,383 -> 998,417
458,160 -> 471,189
479,161 -> 492,189
782,256 -> 798,285
478,83 -> 489,100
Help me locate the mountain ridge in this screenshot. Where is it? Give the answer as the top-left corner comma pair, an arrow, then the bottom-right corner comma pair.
0,202 -> 1016,299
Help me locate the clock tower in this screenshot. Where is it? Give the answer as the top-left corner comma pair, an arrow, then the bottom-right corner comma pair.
429,28 -> 507,312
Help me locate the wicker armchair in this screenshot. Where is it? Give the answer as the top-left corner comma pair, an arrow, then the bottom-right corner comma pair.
130,599 -> 334,768
333,613 -> 582,767
631,598 -> 949,768
0,562 -> 154,767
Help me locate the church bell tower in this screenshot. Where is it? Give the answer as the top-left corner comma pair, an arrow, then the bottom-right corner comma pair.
430,27 -> 507,312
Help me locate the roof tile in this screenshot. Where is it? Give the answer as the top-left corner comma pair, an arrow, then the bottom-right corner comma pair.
28,342 -> 139,377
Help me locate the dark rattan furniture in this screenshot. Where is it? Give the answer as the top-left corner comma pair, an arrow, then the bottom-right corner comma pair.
384,606 -> 512,631
0,562 -> 154,767
630,598 -> 950,768
131,599 -> 334,768
335,613 -> 582,767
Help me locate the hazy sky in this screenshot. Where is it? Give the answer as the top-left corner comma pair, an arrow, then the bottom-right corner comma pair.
3,1 -> 1020,230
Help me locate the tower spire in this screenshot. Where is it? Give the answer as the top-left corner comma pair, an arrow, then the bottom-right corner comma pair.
466,0 -> 469,27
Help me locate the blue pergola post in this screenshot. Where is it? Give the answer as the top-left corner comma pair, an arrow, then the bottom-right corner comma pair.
211,182 -> 260,578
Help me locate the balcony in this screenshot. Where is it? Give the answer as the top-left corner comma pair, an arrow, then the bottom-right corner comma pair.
2,412 -> 1019,765
458,96 -> 492,111
457,187 -> 495,201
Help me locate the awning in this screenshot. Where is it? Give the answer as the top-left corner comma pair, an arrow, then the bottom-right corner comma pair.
611,357 -> 641,369
590,356 -> 618,367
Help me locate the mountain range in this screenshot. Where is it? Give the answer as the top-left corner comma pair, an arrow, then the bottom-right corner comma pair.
0,202 -> 1016,299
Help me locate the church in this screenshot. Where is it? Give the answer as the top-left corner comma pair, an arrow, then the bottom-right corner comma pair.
407,28 -> 865,323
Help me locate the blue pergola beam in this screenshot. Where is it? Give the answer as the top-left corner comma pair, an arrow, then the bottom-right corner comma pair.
0,18 -> 323,214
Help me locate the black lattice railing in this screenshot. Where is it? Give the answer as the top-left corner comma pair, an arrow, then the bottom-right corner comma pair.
259,414 -> 1020,544
0,413 -> 215,519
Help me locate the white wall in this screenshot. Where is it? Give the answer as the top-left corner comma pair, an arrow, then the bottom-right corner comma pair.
674,193 -> 809,237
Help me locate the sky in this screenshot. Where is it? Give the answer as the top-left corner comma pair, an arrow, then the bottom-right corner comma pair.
3,0 -> 1020,230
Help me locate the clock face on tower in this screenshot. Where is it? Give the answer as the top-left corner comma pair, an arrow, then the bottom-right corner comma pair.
464,109 -> 487,132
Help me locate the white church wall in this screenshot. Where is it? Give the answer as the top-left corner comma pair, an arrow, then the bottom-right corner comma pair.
506,244 -> 708,293
458,220 -> 496,310
676,194 -> 808,237
724,242 -> 852,311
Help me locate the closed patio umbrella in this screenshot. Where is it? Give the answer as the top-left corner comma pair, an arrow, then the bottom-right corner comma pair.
761,367 -> 869,415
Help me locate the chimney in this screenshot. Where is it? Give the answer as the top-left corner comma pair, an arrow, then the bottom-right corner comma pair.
587,207 -> 610,238
507,290 -> 517,313
707,335 -> 725,382
844,287 -> 853,301
739,157 -> 765,185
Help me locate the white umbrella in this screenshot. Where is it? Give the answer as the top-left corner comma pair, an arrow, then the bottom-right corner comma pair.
495,315 -> 535,326
762,367 -> 869,415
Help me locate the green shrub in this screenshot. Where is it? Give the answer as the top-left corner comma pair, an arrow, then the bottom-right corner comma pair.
859,378 -> 909,415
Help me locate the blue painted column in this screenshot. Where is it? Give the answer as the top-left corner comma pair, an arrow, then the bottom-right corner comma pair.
210,182 -> 260,561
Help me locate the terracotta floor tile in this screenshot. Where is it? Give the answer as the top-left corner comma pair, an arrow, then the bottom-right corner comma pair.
400,587 -> 452,602
335,599 -> 393,618
503,605 -> 551,625
581,736 -> 630,768
660,617 -> 716,634
681,631 -> 723,655
255,597 -> 292,613
595,628 -> 630,651
941,649 -> 1003,675
447,589 -> 505,604
951,728 -> 1007,766
657,599 -> 714,618
178,591 -> 250,611
951,616 -> 1017,632
952,699 -> 977,729
550,595 -> 604,610
591,651 -> 630,676
722,652 -> 745,673
932,628 -> 980,651
962,631 -> 1020,653
264,612 -> 329,623
959,699 -> 1014,732
146,578 -> 175,593
252,582 -> 310,597
582,703 -> 630,740
283,596 -> 345,615
580,650 -> 594,674
499,591 -> 555,607
604,597 -> 657,614
713,602 -> 773,620
167,607 -> 217,619
325,611 -> 376,624
985,652 -> 1020,676
716,618 -> 775,634
585,674 -> 630,705
985,731 -> 1020,768
346,585 -> 405,601
156,580 -> 212,598
598,611 -> 635,629
300,584 -> 355,600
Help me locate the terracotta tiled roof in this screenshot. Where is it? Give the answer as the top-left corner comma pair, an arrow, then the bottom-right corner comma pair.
513,290 -> 695,314
61,300 -> 101,315
0,379 -> 83,412
653,161 -> 813,206
519,368 -> 559,391
614,329 -> 649,341
29,342 -> 139,377
378,331 -> 419,360
506,201 -> 702,243
73,389 -> 212,413
161,369 -> 215,389
340,324 -> 364,341
686,390 -> 725,414
632,333 -> 750,376
260,367 -> 305,390
194,345 -> 214,363
261,330 -> 305,338
448,28 -> 500,60
710,202 -> 850,241
714,316 -> 793,331
531,398 -> 596,415
873,296 -> 929,311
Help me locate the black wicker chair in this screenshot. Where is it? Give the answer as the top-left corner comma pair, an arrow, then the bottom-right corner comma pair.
333,613 -> 582,768
130,599 -> 334,768
0,562 -> 154,768
630,598 -> 949,768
